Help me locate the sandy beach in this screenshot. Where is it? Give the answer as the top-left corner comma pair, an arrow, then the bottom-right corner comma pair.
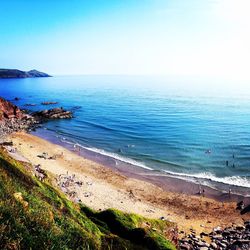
8,132 -> 250,234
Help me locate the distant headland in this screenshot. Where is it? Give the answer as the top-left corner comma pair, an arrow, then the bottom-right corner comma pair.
0,69 -> 51,78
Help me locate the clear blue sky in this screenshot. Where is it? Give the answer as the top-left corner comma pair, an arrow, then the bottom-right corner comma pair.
0,0 -> 249,80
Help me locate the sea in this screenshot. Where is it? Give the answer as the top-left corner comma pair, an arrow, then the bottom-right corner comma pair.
0,75 -> 250,194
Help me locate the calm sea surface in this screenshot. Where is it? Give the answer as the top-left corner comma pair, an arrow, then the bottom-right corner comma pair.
1,76 -> 250,189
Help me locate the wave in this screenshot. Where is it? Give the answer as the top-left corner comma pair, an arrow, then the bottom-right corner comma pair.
79,120 -> 118,132
59,137 -> 153,171
56,135 -> 250,189
81,146 -> 154,171
162,170 -> 250,188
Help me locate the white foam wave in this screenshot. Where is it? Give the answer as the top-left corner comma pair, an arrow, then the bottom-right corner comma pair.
163,170 -> 250,188
60,138 -> 153,170
82,146 -> 153,171
59,136 -> 250,189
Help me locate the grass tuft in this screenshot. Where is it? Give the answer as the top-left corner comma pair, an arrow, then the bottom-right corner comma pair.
0,147 -> 176,249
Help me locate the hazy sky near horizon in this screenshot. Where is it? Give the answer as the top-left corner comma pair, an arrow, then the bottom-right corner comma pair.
0,0 -> 250,80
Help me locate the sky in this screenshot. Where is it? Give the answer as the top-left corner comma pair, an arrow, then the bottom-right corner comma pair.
0,0 -> 250,80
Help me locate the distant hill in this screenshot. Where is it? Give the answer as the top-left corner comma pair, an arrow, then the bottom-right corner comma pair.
0,69 -> 51,78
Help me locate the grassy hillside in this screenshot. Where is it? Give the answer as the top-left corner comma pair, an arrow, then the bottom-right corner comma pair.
0,147 -> 177,250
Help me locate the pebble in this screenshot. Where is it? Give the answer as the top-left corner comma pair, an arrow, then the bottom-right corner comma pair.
179,243 -> 191,250
179,221 -> 250,249
210,242 -> 217,249
199,247 -> 208,250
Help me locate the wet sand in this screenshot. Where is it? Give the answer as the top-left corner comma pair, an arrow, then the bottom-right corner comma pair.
8,132 -> 250,234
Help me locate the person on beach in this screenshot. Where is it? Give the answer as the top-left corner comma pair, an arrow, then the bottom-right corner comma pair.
202,189 -> 205,197
198,185 -> 202,195
73,144 -> 81,155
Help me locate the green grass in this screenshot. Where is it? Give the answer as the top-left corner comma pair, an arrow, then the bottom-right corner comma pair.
0,147 -> 177,250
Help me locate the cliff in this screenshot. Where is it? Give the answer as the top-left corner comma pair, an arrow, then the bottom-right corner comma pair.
0,69 -> 51,78
0,97 -> 25,120
0,147 -> 176,249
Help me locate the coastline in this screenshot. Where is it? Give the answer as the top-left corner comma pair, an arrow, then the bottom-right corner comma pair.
8,131 -> 250,234
32,128 -> 250,203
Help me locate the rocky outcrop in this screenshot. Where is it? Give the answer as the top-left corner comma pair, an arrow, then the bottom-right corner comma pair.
0,98 -> 72,139
0,69 -> 51,78
32,108 -> 73,121
0,98 -> 36,138
41,101 -> 58,105
0,97 -> 24,120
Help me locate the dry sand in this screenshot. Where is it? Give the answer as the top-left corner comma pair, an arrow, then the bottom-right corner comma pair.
8,132 -> 250,234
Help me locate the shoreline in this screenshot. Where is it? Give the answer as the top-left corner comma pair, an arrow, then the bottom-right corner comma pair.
32,128 -> 250,203
7,131 -> 250,234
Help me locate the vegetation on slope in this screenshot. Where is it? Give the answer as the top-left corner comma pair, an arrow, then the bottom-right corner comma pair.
0,147 -> 177,250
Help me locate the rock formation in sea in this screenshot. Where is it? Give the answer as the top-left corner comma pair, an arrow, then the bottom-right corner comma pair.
0,97 -> 36,137
32,107 -> 73,121
0,69 -> 51,78
0,97 -> 72,139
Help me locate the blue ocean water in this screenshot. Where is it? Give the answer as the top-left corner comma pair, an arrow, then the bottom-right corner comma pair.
1,75 -> 250,189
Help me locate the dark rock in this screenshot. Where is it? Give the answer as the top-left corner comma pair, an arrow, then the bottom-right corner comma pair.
237,200 -> 245,210
221,239 -> 229,245
213,226 -> 223,234
196,241 -> 207,247
222,230 -> 231,237
212,235 -> 223,240
237,201 -> 244,206
210,242 -> 217,249
24,103 -> 37,107
228,229 -> 238,234
0,141 -> 13,146
200,232 -> 209,237
230,240 -> 250,250
217,241 -> 227,248
41,101 -> 58,105
241,204 -> 250,215
32,108 -> 73,121
179,243 -> 191,250
236,225 -> 245,230
179,219 -> 250,250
